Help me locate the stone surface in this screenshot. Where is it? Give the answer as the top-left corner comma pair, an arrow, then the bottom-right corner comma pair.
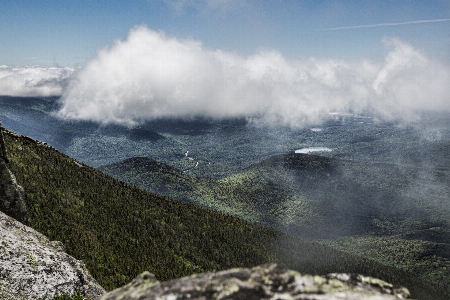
101,264 -> 411,300
0,122 -> 9,164
0,210 -> 106,300
0,123 -> 28,224
0,158 -> 28,225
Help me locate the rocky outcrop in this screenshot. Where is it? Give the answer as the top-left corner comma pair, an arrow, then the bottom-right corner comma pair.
0,122 -> 28,224
0,159 -> 28,225
0,121 -> 8,164
101,264 -> 411,300
0,211 -> 106,300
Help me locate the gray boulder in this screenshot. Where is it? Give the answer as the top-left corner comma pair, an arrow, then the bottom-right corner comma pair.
101,264 -> 411,300
0,210 -> 106,300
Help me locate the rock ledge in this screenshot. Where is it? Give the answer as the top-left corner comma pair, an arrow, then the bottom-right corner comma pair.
0,211 -> 105,300
101,264 -> 411,300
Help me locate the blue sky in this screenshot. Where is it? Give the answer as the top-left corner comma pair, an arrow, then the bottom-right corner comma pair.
1,0 -> 449,67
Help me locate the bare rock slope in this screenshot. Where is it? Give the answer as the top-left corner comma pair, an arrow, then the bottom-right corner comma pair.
101,264 -> 411,300
0,210 -> 106,300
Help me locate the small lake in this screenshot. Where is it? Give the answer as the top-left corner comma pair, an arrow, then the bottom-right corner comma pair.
295,147 -> 332,154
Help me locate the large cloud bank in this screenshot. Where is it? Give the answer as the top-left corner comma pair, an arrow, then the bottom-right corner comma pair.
57,26 -> 450,127
0,66 -> 73,97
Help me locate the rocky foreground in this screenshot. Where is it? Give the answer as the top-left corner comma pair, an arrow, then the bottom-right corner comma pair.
101,264 -> 411,300
0,210 -> 106,300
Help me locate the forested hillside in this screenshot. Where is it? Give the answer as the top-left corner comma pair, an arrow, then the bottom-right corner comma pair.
2,128 -> 448,299
100,151 -> 450,292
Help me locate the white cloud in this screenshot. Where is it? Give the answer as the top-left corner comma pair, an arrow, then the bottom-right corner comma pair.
0,66 -> 74,97
57,26 -> 450,127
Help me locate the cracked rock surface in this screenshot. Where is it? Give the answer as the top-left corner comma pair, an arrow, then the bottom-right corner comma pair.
0,211 -> 105,300
101,264 -> 411,300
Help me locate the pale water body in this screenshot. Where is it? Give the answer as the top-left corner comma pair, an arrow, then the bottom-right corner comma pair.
295,147 -> 332,154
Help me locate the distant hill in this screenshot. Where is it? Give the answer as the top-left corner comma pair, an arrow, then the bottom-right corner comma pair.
99,157 -> 258,221
3,128 -> 448,299
100,151 -> 450,291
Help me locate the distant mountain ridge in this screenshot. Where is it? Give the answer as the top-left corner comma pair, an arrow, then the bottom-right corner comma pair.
99,157 -> 257,220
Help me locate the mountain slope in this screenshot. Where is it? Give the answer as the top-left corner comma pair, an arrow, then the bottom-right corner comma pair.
224,152 -> 450,234
3,128 -> 448,299
100,152 -> 450,291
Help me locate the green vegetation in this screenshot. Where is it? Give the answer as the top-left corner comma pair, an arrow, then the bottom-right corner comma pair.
99,157 -> 259,221
3,129 -> 449,299
100,151 -> 450,296
321,235 -> 450,290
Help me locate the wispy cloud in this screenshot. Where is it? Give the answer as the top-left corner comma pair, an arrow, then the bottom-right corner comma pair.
320,18 -> 450,31
56,26 -> 450,127
0,66 -> 73,97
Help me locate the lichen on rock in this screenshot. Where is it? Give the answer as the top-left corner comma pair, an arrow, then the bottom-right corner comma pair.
0,211 -> 106,300
100,264 -> 412,300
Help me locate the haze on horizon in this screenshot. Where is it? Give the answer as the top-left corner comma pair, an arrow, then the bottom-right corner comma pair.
0,0 -> 449,128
